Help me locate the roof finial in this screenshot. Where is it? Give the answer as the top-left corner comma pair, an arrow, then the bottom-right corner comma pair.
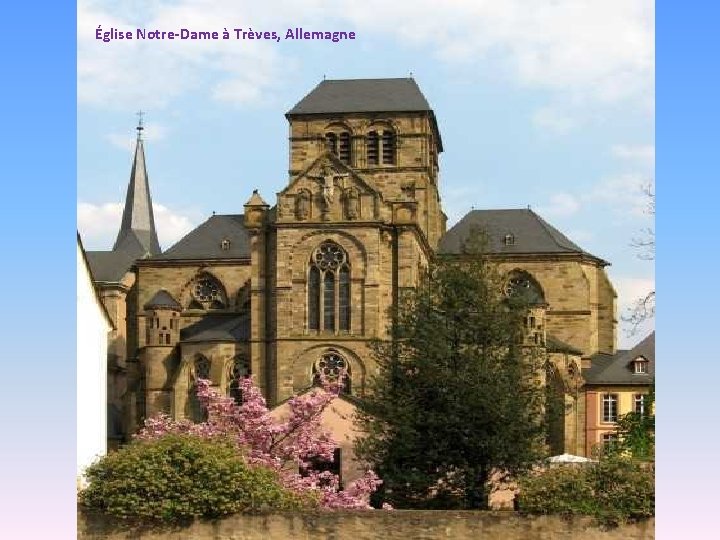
136,110 -> 145,139
323,74 -> 326,80
409,71 -> 413,78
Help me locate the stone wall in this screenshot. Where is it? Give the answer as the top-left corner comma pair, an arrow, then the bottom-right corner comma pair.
78,510 -> 654,540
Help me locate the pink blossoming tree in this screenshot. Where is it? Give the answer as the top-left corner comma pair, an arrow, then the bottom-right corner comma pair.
136,376 -> 381,509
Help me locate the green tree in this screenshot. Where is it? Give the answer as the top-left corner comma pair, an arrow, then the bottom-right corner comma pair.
606,384 -> 655,461
356,238 -> 548,509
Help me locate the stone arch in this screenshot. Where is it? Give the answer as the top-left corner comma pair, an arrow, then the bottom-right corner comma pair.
503,268 -> 547,305
324,120 -> 355,136
224,354 -> 251,405
291,229 -> 368,281
179,270 -> 228,310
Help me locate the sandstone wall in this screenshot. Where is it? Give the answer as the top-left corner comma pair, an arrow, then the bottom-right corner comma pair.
78,510 -> 654,540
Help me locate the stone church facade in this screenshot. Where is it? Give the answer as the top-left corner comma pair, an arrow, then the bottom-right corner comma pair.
86,78 -> 618,457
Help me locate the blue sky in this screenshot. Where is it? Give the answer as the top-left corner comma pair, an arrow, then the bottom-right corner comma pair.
76,0 -> 654,347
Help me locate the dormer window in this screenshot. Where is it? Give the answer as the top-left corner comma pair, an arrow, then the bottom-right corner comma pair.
504,233 -> 515,246
221,238 -> 231,251
633,356 -> 649,374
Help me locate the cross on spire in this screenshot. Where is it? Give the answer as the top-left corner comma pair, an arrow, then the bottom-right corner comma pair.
136,110 -> 145,138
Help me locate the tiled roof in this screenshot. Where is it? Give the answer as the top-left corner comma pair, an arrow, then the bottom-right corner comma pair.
287,78 -> 432,115
86,250 -> 135,283
180,314 -> 250,342
144,289 -> 182,310
438,208 -> 603,261
583,332 -> 655,385
153,215 -> 251,260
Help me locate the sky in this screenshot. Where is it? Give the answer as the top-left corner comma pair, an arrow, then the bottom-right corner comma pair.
76,0 -> 655,347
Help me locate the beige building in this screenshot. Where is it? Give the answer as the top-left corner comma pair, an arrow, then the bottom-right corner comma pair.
86,78 -> 620,457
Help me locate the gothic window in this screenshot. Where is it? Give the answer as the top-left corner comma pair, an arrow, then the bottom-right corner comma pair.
188,273 -> 227,310
188,356 -> 211,422
227,356 -> 250,406
308,242 -> 351,332
504,271 -> 545,305
313,350 -> 351,393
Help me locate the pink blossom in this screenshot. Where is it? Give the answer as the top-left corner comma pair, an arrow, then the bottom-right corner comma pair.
136,375 -> 381,509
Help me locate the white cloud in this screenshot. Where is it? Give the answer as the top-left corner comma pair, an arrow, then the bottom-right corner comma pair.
79,0 -> 654,110
532,107 -> 577,134
537,192 -> 581,217
78,0 -> 285,108
584,173 -> 652,217
613,275 -> 655,348
611,144 -> 655,168
77,201 -> 196,250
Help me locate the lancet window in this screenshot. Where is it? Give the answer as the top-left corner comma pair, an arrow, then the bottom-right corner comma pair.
308,242 -> 351,332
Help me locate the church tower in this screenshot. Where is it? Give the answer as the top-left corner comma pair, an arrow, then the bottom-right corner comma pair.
263,78 -> 445,404
113,116 -> 162,259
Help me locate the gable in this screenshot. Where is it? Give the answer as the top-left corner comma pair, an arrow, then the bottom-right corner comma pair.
277,152 -> 382,223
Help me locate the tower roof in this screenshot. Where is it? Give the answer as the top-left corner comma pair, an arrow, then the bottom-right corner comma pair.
286,78 -> 443,151
113,125 -> 161,258
287,78 -> 432,115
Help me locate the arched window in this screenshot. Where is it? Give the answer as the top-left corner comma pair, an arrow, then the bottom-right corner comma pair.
367,131 -> 379,165
308,242 -> 351,332
187,355 -> 211,422
325,132 -> 337,154
188,273 -> 227,310
381,130 -> 395,164
313,350 -> 351,393
227,356 -> 250,405
504,271 -> 545,305
367,129 -> 395,166
338,132 -> 351,164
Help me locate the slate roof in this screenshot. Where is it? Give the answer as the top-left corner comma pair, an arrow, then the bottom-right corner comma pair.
286,78 -> 443,152
144,289 -> 182,310
180,314 -> 250,342
583,332 -> 655,385
438,209 -> 604,261
546,335 -> 584,356
86,249 -> 135,283
287,78 -> 432,115
154,215 -> 251,260
113,135 -> 162,257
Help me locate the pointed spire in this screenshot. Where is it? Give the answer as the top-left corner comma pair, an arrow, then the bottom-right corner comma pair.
112,114 -> 161,257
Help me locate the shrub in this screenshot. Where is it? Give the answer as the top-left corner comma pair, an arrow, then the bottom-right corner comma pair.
518,458 -> 654,527
80,434 -> 310,520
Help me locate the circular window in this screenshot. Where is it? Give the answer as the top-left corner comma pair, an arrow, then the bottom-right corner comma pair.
314,243 -> 347,270
316,352 -> 347,378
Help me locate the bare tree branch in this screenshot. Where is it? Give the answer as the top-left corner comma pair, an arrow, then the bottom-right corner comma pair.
623,182 -> 655,334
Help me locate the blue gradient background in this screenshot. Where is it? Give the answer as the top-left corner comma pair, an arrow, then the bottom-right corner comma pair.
0,3 -> 77,539
0,1 -> 717,538
655,1 -> 720,538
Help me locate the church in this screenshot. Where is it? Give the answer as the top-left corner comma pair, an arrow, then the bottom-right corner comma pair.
85,78 -> 631,459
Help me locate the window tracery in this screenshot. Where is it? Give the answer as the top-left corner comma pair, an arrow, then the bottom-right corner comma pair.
313,350 -> 351,393
308,242 -> 351,332
188,273 -> 227,309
